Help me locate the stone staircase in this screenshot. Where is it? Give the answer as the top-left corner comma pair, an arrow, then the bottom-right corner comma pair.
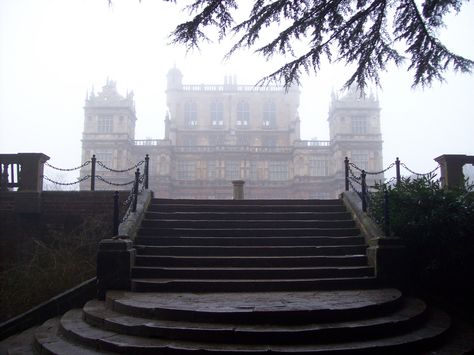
6,198 -> 474,354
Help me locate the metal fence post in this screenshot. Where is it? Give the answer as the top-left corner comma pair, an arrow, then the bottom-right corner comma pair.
91,155 -> 96,191
344,157 -> 349,191
144,154 -> 149,190
383,188 -> 390,236
113,191 -> 119,236
395,157 -> 401,186
132,169 -> 140,213
361,170 -> 367,212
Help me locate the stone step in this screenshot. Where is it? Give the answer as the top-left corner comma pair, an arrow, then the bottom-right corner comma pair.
152,198 -> 344,206
55,306 -> 451,354
131,276 -> 379,292
131,266 -> 375,280
105,289 -> 401,324
138,227 -> 361,237
134,245 -> 368,257
147,204 -> 348,213
82,297 -> 427,344
134,236 -> 366,247
145,211 -> 353,221
33,317 -> 113,354
134,255 -> 369,268
140,219 -> 356,229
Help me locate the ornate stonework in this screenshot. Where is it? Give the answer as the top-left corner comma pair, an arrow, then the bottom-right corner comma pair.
80,69 -> 383,198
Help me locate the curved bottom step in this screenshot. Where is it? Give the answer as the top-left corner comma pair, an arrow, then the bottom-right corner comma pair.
34,318 -> 113,355
54,307 -> 451,354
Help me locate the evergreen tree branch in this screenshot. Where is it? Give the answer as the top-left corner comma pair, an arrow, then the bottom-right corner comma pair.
169,0 -> 473,90
394,0 -> 473,87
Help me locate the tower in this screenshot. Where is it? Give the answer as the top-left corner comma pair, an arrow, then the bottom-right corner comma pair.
80,80 -> 137,189
328,87 -> 383,188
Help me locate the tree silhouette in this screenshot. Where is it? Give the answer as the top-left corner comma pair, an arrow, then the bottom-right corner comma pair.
168,0 -> 473,92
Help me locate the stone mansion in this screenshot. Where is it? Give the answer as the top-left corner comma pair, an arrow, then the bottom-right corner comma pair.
80,68 -> 383,199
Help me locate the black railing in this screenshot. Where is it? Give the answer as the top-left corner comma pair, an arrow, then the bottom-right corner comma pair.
43,154 -> 149,191
344,156 -> 440,235
112,167 -> 147,236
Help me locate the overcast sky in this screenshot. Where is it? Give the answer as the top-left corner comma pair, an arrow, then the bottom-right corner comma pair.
1,0 -> 473,182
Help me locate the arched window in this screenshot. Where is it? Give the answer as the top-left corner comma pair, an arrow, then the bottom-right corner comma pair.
236,100 -> 249,127
184,101 -> 198,127
210,100 -> 224,126
263,101 -> 276,128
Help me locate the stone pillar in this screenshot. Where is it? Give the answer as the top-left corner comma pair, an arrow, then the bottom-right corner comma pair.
232,180 -> 245,200
434,154 -> 474,188
18,153 -> 50,192
367,237 -> 407,287
96,238 -> 135,300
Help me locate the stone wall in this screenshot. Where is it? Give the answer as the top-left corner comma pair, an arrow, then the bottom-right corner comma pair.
0,191 -> 129,270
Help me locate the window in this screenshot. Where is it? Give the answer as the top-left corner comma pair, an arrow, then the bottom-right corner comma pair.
176,161 -> 196,180
263,101 -> 276,128
209,134 -> 225,146
269,161 -> 288,181
236,100 -> 249,126
182,135 -> 197,146
184,101 -> 198,127
98,115 -> 113,133
250,161 -> 258,180
237,134 -> 250,146
309,158 -> 328,176
225,161 -> 240,180
263,136 -> 277,147
211,100 -> 224,126
95,152 -> 113,170
207,161 -> 217,179
351,151 -> 369,170
352,116 -> 367,134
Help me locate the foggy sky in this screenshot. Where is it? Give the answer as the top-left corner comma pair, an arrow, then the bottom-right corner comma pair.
1,0 -> 474,183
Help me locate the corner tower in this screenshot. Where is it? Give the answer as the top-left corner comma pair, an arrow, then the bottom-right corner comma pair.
80,80 -> 137,189
328,87 -> 383,176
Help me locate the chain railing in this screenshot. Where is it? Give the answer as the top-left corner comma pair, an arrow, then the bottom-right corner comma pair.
344,156 -> 440,235
45,160 -> 91,172
43,154 -> 149,191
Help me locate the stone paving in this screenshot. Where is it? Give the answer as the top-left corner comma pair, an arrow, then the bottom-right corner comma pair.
107,289 -> 401,315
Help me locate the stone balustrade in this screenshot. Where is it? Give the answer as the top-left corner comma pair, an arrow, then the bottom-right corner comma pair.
434,154 -> 474,188
0,153 -> 50,192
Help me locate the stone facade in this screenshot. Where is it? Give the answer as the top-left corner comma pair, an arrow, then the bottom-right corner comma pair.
80,69 -> 383,198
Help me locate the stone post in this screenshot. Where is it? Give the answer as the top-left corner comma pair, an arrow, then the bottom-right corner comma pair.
18,153 -> 50,192
434,154 -> 474,188
96,238 -> 135,300
232,180 -> 245,200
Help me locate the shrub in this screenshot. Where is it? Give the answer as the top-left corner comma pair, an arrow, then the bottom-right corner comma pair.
0,216 -> 109,322
369,177 -> 474,311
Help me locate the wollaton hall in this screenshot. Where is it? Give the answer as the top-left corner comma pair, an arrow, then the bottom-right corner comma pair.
80,68 -> 383,199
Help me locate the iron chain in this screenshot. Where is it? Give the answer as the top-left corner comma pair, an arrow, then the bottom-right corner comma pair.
45,160 -> 91,172
42,174 -> 91,185
96,175 -> 135,186
349,168 -> 362,181
96,160 -> 144,173
349,162 -> 395,175
400,163 -> 440,177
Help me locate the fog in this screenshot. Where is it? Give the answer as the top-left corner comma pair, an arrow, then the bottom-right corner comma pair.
1,0 -> 474,181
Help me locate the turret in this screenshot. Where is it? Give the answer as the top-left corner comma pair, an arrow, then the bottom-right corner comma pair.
166,66 -> 183,91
